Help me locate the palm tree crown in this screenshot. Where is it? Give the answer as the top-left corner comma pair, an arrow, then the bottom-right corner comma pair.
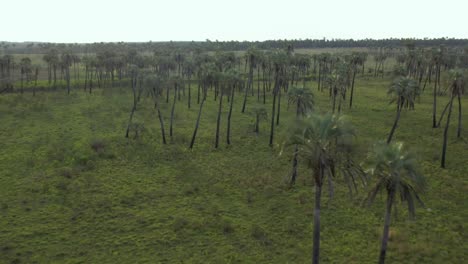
388,77 -> 419,110
365,141 -> 426,216
288,86 -> 314,117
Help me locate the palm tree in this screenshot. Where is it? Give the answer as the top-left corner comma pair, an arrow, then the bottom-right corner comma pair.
214,72 -> 225,149
269,51 -> 288,146
287,86 -> 314,185
348,52 -> 363,108
441,70 -> 465,168
241,47 -> 259,113
146,75 -> 167,144
19,57 -> 32,94
189,64 -> 215,149
226,70 -> 242,145
125,65 -> 140,138
365,141 -> 426,264
431,47 -> 444,128
169,76 -> 183,140
287,113 -> 365,264
386,77 -> 420,143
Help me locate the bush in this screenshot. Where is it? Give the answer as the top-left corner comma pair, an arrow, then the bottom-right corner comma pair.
251,225 -> 270,245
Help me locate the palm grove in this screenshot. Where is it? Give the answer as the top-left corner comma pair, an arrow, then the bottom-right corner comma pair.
0,41 -> 467,263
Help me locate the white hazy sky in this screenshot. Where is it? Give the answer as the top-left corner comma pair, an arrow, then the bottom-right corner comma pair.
2,0 -> 467,43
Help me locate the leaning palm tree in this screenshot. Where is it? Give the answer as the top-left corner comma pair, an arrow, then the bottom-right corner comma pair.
440,69 -> 466,168
286,113 -> 366,264
365,141 -> 426,264
287,86 -> 314,185
386,77 -> 419,143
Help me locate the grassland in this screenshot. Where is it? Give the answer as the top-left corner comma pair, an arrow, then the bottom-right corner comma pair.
0,72 -> 467,263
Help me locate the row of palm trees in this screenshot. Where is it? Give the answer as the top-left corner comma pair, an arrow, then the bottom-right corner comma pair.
2,45 -> 466,169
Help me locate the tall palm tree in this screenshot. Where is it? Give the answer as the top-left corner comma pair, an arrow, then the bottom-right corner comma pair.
287,113 -> 365,264
441,69 -> 466,168
19,57 -> 32,94
287,86 -> 314,185
386,77 -> 420,143
269,51 -> 288,146
169,76 -> 183,140
146,75 -> 167,144
226,70 -> 242,145
125,65 -> 140,138
189,64 -> 215,149
365,141 -> 426,264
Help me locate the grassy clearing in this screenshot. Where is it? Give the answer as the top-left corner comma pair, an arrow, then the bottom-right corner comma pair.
0,74 -> 466,263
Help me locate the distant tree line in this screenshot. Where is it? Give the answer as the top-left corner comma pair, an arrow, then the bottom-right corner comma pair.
2,38 -> 468,54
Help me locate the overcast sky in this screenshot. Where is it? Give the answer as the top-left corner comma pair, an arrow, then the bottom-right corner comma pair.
2,0 -> 467,43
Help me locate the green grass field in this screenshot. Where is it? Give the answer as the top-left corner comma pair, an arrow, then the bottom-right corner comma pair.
0,73 -> 467,263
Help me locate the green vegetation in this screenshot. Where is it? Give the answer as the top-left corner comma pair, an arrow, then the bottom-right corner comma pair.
0,44 -> 467,263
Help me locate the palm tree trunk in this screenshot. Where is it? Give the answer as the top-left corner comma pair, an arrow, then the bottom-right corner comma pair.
387,103 -> 402,144
227,86 -> 235,145
125,77 -> 138,138
432,67 -> 438,128
317,63 -> 321,91
66,67 -> 70,95
312,182 -> 322,264
188,76 -> 191,109
378,190 -> 395,264
349,69 -> 356,108
437,100 -> 451,127
290,145 -> 299,185
215,92 -> 223,148
155,103 -> 167,144
276,87 -> 281,126
189,95 -> 206,149
197,81 -> 201,104
125,107 -> 136,138
20,72 -> 24,94
457,93 -> 462,138
269,81 -> 279,147
263,69 -> 266,104
170,85 -> 177,139
441,94 -> 454,168
242,79 -> 249,113
257,67 -> 260,102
